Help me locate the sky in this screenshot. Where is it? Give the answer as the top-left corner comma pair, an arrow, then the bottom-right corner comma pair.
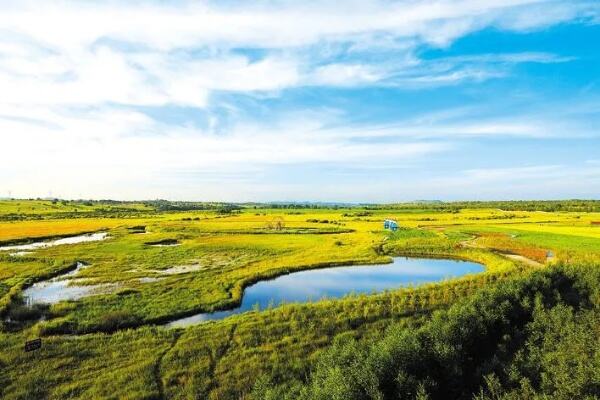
1,0 -> 600,202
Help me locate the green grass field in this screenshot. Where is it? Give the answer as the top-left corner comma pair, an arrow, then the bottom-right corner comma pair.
1,200 -> 600,399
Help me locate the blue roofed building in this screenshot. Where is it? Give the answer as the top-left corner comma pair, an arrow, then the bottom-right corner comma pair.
384,219 -> 399,231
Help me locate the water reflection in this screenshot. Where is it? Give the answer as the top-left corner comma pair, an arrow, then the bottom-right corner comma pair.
22,262 -> 118,304
167,257 -> 483,328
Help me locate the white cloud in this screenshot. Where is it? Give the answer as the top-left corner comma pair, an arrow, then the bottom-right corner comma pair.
323,116 -> 594,140
395,68 -> 507,86
1,108 -> 447,169
0,0 -> 598,200
4,1 -> 581,51
399,163 -> 600,201
309,63 -> 385,86
0,106 -> 450,199
0,0 -> 595,110
447,52 -> 576,64
462,165 -> 564,181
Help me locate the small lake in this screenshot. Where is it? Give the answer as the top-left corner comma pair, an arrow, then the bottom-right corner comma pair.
0,232 -> 109,253
166,257 -> 483,328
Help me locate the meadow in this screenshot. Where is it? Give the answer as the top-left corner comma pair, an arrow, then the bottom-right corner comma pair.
1,200 -> 600,399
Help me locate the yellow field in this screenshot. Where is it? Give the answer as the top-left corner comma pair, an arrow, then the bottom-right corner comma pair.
0,219 -> 136,242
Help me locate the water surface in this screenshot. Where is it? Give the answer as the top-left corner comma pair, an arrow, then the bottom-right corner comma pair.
167,256 -> 483,328
23,262 -> 118,304
0,232 -> 109,252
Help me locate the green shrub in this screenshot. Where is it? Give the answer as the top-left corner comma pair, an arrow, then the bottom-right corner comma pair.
261,263 -> 600,400
97,311 -> 141,332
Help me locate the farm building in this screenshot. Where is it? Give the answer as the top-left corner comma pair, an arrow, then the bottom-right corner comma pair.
384,219 -> 399,231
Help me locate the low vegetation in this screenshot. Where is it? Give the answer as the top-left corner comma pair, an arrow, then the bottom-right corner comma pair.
1,200 -> 599,399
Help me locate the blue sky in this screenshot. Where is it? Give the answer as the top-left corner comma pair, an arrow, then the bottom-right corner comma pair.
1,0 -> 599,202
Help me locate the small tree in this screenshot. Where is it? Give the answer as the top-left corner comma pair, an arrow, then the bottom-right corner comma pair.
267,216 -> 285,230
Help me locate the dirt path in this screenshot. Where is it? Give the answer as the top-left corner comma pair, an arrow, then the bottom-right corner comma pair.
501,253 -> 544,268
459,234 -> 546,268
155,331 -> 183,400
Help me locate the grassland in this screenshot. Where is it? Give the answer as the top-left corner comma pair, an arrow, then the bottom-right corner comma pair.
1,200 -> 600,399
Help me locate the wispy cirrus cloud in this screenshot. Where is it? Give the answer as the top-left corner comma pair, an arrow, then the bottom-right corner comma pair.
0,105 -> 450,199
0,0 -> 595,108
3,0 -> 592,51
408,163 -> 600,201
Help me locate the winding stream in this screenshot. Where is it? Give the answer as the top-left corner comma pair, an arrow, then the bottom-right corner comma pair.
0,232 -> 109,254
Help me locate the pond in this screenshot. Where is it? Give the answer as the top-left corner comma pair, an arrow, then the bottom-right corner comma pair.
166,256 -> 483,328
22,262 -> 118,304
